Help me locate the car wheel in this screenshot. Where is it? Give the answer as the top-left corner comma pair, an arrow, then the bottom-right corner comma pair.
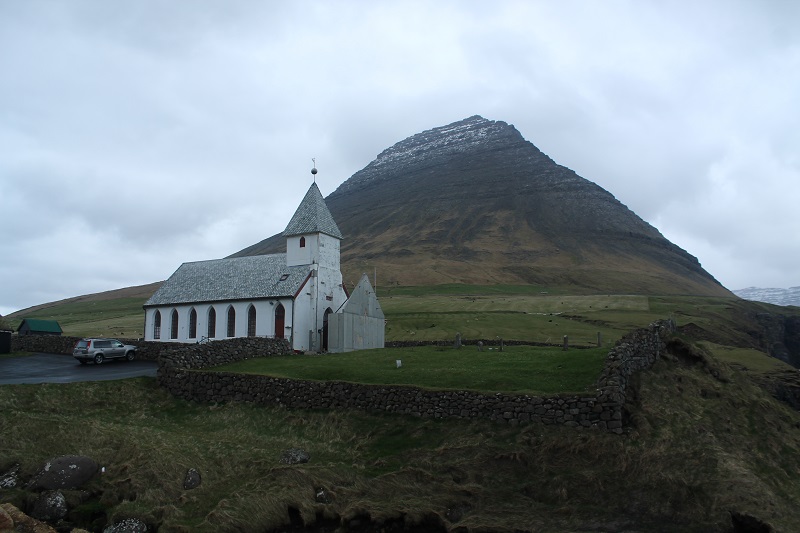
94,354 -> 104,365
126,351 -> 135,361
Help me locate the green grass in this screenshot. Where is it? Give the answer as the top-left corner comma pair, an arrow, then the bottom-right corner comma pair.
8,297 -> 148,339
213,345 -> 608,395
698,342 -> 796,374
4,354 -> 800,532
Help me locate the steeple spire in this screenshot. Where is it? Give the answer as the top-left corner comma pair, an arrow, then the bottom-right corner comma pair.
283,182 -> 343,240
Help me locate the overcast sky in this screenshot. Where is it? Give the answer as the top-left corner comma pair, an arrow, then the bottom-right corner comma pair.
2,1 -> 799,316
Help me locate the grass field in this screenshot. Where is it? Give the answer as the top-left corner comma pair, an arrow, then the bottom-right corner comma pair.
4,350 -> 800,532
4,285 -> 800,530
6,285 -> 719,345
213,345 -> 609,395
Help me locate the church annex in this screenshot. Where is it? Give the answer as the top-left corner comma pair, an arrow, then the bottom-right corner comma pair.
143,181 -> 384,352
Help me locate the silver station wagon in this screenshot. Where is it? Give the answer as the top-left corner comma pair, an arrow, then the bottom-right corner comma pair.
73,338 -> 137,365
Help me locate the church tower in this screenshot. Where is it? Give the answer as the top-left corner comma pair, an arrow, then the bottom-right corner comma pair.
283,175 -> 347,351
283,181 -> 343,269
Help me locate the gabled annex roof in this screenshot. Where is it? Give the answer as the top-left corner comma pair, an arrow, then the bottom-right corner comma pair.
144,254 -> 310,307
283,182 -> 343,239
340,273 -> 384,319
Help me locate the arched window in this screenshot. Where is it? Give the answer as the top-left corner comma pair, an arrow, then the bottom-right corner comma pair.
247,305 -> 257,337
208,307 -> 216,339
170,309 -> 179,340
299,236 -> 306,248
153,310 -> 161,340
227,306 -> 236,337
188,308 -> 197,339
274,303 -> 285,339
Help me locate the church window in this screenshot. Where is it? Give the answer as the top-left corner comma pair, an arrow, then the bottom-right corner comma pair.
188,308 -> 197,339
153,310 -> 161,339
170,309 -> 179,340
279,274 -> 289,281
247,305 -> 257,337
274,303 -> 285,339
300,236 -> 306,248
227,307 -> 236,337
208,307 -> 216,338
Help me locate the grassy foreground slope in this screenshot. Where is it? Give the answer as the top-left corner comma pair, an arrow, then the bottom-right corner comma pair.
5,285 -> 800,530
2,344 -> 800,532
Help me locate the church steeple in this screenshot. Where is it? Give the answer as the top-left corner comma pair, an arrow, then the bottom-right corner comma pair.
284,181 -> 342,269
283,182 -> 343,240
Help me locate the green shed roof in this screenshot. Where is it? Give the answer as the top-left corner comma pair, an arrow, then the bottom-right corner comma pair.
18,318 -> 63,333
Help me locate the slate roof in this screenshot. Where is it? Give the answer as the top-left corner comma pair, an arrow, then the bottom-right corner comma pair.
144,254 -> 310,307
283,183 -> 343,239
18,318 -> 62,334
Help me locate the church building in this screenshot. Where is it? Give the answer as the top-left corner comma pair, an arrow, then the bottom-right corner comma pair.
143,179 -> 384,352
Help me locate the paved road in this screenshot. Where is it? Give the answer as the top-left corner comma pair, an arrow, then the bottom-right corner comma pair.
0,353 -> 158,385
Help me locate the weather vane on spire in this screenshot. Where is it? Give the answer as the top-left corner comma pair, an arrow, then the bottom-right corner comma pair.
311,158 -> 318,183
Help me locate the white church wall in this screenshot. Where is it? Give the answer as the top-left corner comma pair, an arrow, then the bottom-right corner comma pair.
286,235 -> 317,267
145,299 -> 294,344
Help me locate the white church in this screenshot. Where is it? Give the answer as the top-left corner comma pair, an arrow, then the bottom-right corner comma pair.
143,179 -> 384,353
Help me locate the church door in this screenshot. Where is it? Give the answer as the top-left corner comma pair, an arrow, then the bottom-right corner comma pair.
274,303 -> 285,339
322,307 -> 333,351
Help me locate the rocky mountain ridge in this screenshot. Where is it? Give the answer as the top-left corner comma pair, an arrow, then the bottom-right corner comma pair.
235,115 -> 729,296
734,286 -> 800,307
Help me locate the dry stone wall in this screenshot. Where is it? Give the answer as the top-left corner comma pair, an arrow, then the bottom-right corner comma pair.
157,320 -> 676,433
10,320 -> 675,433
10,334 -> 179,361
9,335 -> 290,363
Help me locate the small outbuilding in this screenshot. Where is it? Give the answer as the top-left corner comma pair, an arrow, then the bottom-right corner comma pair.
17,318 -> 63,336
327,273 -> 385,353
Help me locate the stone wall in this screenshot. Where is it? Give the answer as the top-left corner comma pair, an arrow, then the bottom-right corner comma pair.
158,336 -> 293,370
9,335 -> 289,363
11,335 -> 84,356
157,320 -> 676,433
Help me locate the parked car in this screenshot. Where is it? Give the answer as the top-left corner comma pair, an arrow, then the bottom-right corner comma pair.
73,338 -> 137,365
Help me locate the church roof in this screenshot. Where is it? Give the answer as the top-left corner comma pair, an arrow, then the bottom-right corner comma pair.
144,254 -> 310,307
283,183 -> 343,239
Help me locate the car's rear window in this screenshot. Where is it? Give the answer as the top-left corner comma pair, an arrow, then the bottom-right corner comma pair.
76,341 -> 89,348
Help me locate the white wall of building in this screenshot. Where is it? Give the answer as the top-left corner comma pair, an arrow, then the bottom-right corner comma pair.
144,298 -> 295,343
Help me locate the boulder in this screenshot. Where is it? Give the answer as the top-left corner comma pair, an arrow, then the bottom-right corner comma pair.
103,517 -> 149,533
183,468 -> 201,490
0,464 -> 19,489
0,505 -> 13,530
27,455 -> 98,490
0,503 -> 57,532
280,448 -> 310,465
30,490 -> 68,521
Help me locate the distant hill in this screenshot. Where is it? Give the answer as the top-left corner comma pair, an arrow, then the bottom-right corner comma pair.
734,287 -> 800,307
7,282 -> 163,318
232,116 -> 730,296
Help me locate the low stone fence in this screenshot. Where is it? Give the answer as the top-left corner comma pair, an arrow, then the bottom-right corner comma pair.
10,334 -> 172,361
11,335 -> 84,356
156,320 -> 676,433
158,336 -> 292,370
8,334 -> 290,363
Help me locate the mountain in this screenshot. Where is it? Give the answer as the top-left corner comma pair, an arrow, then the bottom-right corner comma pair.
734,287 -> 800,307
232,116 -> 730,296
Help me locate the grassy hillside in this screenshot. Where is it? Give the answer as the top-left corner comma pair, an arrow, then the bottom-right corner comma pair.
5,286 -> 800,530
2,345 -> 800,532
8,285 -> 791,363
